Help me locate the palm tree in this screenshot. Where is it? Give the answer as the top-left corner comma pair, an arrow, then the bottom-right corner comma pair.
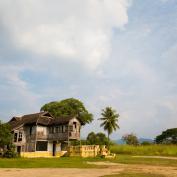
99,107 -> 120,149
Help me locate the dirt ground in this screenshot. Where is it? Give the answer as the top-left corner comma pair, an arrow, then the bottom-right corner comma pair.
132,156 -> 177,160
0,162 -> 177,177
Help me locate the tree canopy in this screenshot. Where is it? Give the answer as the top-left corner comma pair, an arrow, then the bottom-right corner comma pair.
155,128 -> 177,144
40,98 -> 93,125
0,121 -> 12,149
86,132 -> 109,145
122,133 -> 139,145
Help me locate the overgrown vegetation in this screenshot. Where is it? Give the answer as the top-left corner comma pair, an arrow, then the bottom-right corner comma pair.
155,128 -> 177,144
0,121 -> 17,158
86,132 -> 109,145
0,121 -> 12,149
2,144 -> 17,158
40,98 -> 93,125
110,144 -> 177,156
122,133 -> 139,145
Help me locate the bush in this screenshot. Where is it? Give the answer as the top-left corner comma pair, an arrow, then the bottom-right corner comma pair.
3,149 -> 17,158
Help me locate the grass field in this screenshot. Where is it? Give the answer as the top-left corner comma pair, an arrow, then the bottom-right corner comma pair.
110,145 -> 177,156
0,155 -> 177,177
0,155 -> 177,168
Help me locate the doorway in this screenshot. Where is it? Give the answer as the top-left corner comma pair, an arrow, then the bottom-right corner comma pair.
52,141 -> 56,156
17,146 -> 21,155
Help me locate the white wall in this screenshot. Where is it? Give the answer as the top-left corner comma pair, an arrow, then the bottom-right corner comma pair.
48,142 -> 53,152
48,142 -> 61,152
37,125 -> 47,135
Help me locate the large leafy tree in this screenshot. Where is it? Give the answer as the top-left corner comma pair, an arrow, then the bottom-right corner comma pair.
122,133 -> 139,145
0,121 -> 12,150
86,132 -> 109,145
41,98 -> 93,125
99,107 -> 120,148
155,128 -> 177,144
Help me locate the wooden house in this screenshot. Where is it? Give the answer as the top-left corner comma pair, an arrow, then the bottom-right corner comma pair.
8,112 -> 82,157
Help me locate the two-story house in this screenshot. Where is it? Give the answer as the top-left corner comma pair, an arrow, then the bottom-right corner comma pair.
8,112 -> 82,157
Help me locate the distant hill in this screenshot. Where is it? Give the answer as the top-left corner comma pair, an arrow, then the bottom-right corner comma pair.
114,138 -> 153,145
113,139 -> 125,144
139,138 -> 154,143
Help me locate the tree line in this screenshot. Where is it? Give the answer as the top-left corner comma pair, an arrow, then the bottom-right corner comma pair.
0,98 -> 176,157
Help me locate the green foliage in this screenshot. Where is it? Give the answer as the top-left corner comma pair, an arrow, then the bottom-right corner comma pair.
41,98 -> 93,125
99,107 -> 119,148
155,128 -> 177,144
110,144 -> 177,156
122,133 -> 139,145
0,120 -> 12,149
3,148 -> 17,158
86,132 -> 109,145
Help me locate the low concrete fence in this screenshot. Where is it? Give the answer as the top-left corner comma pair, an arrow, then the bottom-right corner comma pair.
20,151 -> 61,158
68,145 -> 100,157
20,145 -> 109,158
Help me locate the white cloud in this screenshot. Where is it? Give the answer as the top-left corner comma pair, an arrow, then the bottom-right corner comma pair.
1,0 -> 177,139
0,64 -> 39,119
0,0 -> 131,70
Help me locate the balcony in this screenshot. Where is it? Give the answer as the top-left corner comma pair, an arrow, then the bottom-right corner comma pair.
31,131 -> 80,141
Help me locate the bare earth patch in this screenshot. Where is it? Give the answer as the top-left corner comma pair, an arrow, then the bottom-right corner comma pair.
0,168 -> 120,177
87,161 -> 177,177
0,162 -> 177,177
132,156 -> 177,160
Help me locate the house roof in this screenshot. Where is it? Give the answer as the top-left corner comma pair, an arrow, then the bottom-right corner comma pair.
49,116 -> 77,125
9,112 -> 53,130
8,112 -> 82,130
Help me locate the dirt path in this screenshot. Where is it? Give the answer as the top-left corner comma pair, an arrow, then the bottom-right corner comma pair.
87,162 -> 177,177
0,168 -> 119,177
0,162 -> 177,177
132,156 -> 177,160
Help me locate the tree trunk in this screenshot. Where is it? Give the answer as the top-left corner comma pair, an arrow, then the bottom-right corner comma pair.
107,132 -> 110,151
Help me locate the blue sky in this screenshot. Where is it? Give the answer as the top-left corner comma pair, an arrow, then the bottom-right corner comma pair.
0,0 -> 177,139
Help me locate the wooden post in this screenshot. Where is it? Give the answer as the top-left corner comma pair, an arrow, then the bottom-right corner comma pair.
67,124 -> 70,147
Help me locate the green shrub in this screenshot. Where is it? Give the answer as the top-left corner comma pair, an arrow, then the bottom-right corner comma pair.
3,149 -> 17,158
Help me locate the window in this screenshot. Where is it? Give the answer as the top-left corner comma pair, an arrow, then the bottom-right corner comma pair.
14,133 -> 18,142
73,122 -> 77,129
36,141 -> 48,151
62,125 -> 65,133
55,126 -> 59,133
59,126 -> 62,133
29,127 -> 32,136
18,132 -> 22,141
49,127 -> 54,134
